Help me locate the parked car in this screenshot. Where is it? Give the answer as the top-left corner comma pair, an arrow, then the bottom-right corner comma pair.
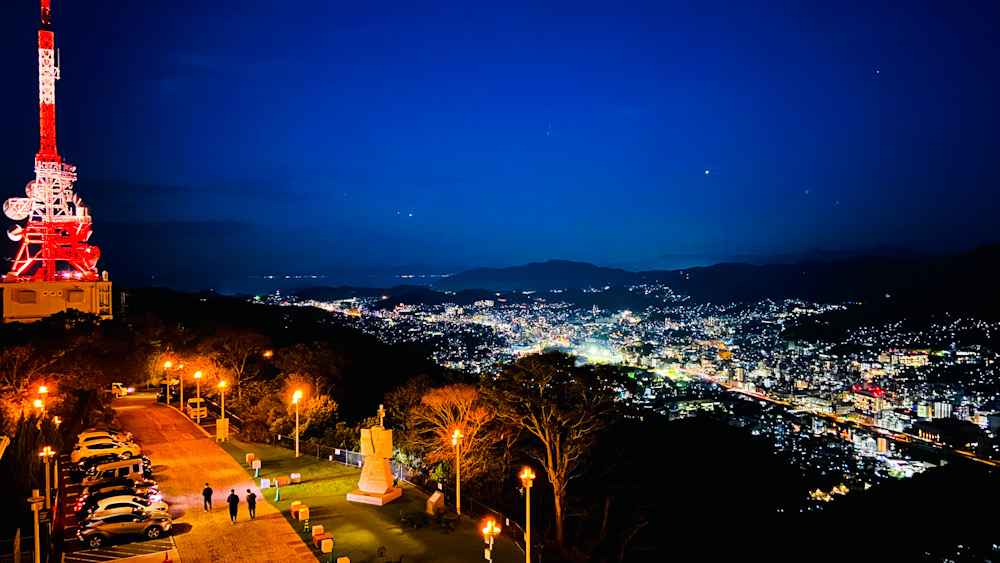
70,441 -> 141,463
186,397 -> 208,419
155,386 -> 179,404
85,495 -> 168,519
77,430 -> 133,446
77,454 -> 152,482
76,489 -> 164,519
80,477 -> 159,498
68,454 -> 124,483
80,427 -> 133,443
77,508 -> 172,548
111,383 -> 134,397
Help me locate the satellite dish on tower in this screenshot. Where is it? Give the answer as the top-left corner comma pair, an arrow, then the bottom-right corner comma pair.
3,197 -> 32,221
7,225 -> 23,241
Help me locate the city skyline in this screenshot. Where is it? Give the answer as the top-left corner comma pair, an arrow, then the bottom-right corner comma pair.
1,0 -> 997,286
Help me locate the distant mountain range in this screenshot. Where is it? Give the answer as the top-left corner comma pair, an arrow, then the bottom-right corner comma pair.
427,244 -> 1000,317
608,245 -> 933,271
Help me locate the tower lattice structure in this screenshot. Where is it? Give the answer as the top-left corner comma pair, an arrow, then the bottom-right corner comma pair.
3,0 -> 101,282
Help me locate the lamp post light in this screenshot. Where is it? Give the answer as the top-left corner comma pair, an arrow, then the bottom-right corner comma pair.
163,361 -> 172,406
452,428 -> 464,515
482,519 -> 501,562
33,399 -> 44,416
520,467 -> 535,563
39,447 -> 55,509
293,390 -> 302,457
194,371 -> 202,423
38,385 -> 48,404
219,381 -> 227,419
179,367 -> 184,413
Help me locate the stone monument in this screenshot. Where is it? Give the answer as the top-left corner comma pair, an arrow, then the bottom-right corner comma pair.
346,405 -> 402,505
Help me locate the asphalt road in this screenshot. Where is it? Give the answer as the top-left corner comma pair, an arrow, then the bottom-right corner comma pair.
112,392 -> 315,562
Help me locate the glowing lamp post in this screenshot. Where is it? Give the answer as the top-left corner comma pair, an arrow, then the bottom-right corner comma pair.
452,428 -> 464,515
39,446 -> 55,509
179,366 -> 184,413
482,519 -> 501,562
194,371 -> 202,423
219,381 -> 227,419
38,385 -> 48,402
34,399 -> 44,416
163,361 -> 172,406
293,390 -> 303,457
520,467 -> 535,563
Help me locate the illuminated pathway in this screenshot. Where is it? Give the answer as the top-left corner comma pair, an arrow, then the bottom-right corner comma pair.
113,393 -> 315,562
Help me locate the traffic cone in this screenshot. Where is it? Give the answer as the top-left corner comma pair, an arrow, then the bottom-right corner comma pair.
163,550 -> 173,563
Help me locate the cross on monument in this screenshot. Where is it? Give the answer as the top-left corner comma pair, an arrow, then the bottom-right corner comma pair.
377,404 -> 386,427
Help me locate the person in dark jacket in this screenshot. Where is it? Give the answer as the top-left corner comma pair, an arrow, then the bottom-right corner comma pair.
227,489 -> 240,523
246,489 -> 257,519
202,483 -> 213,512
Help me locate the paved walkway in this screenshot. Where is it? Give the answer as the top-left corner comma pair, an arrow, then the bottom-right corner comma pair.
113,392 -> 315,563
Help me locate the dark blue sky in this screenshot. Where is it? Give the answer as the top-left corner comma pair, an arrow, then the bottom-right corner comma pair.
1,1 -> 998,286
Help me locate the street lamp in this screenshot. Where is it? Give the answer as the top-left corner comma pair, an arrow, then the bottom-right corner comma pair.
452,428 -> 464,515
33,399 -> 44,416
179,367 -> 184,413
39,447 -> 55,509
219,381 -> 227,419
194,371 -> 202,423
163,361 -> 172,406
293,390 -> 302,457
520,467 -> 535,563
218,381 -> 228,442
482,519 -> 501,562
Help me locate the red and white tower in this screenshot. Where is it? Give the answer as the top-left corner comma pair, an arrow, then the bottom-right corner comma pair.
2,0 -> 111,322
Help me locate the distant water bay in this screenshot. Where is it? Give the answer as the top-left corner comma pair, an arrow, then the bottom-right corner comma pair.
116,273 -> 445,295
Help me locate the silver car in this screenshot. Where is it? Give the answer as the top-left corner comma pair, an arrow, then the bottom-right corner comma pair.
77,509 -> 172,548
85,495 -> 168,519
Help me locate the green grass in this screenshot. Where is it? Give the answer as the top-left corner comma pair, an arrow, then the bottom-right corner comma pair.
218,439 -> 523,563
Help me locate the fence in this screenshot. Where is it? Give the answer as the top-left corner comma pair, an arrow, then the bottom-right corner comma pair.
258,432 -> 529,556
0,537 -> 38,563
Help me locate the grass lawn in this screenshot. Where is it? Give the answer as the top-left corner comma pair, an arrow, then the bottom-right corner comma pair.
218,439 -> 524,563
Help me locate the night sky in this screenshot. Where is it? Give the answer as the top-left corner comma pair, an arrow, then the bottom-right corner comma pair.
1,1 -> 998,289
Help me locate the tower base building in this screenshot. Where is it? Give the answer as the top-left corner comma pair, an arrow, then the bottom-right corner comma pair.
2,275 -> 112,323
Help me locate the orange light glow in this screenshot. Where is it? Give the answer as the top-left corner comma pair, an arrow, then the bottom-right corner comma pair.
293,390 -> 302,404
482,519 -> 501,536
451,428 -> 463,445
194,371 -> 202,379
38,385 -> 48,394
164,361 -> 172,369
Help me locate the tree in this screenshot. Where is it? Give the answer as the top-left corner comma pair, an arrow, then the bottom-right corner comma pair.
275,342 -> 346,398
203,328 -> 271,402
410,383 -> 493,480
482,352 -> 618,548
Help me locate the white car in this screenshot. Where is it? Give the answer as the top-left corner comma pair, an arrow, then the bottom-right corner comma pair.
71,441 -> 141,463
77,434 -> 117,447
85,495 -> 168,519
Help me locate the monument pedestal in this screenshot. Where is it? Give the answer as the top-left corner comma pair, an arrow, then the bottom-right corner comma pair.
346,487 -> 402,506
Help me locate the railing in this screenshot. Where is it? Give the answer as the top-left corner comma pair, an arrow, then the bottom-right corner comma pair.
257,432 -> 529,557
0,537 -> 37,563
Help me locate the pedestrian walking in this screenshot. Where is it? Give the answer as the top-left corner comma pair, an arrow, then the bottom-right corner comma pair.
202,483 -> 213,512
227,489 -> 240,523
246,489 -> 257,519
